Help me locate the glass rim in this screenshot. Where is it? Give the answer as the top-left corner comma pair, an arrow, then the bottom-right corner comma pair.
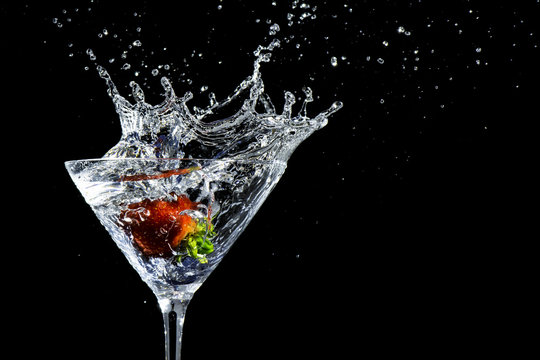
64,157 -> 287,166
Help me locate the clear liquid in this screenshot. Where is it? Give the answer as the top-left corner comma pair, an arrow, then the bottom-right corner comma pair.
97,40 -> 342,163
68,158 -> 287,299
69,40 -> 341,298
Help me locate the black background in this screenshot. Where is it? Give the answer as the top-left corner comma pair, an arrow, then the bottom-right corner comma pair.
2,1 -> 536,359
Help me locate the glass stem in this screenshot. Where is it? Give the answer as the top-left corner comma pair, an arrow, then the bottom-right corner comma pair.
160,298 -> 190,360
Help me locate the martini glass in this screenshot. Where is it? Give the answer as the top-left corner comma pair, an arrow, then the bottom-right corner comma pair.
65,158 -> 287,360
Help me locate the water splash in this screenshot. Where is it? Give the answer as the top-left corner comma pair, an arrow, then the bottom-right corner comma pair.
97,39 -> 343,163
67,39 -> 343,292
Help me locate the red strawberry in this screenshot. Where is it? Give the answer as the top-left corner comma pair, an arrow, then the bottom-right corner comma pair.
119,194 -> 198,257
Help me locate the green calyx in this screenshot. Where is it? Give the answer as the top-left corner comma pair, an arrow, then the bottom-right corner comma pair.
176,219 -> 216,264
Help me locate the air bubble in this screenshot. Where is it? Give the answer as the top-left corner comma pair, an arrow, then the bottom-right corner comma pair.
330,56 -> 338,67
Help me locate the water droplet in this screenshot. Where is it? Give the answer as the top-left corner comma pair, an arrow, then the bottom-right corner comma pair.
382,40 -> 389,47
377,58 -> 384,64
269,23 -> 280,36
122,63 -> 131,70
330,56 -> 338,67
151,69 -> 159,76
133,40 -> 142,47
86,48 -> 96,61
475,47 -> 482,53
397,26 -> 405,34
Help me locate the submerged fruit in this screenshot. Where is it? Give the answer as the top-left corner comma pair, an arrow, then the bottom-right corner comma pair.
119,194 -> 199,257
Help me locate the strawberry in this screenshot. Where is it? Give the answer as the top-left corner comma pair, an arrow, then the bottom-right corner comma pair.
119,194 -> 199,257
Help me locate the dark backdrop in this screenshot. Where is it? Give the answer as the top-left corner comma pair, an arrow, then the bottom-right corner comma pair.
3,1 -> 536,359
